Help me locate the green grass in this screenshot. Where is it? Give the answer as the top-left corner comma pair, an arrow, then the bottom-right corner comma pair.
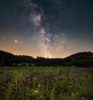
0,66 -> 93,100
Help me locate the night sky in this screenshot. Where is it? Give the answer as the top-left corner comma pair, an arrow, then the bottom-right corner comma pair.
0,0 -> 93,58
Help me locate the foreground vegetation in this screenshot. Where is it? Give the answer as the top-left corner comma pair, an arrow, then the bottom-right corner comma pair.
0,66 -> 93,100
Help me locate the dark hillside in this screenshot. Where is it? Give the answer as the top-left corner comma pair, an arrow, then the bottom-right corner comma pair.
0,51 -> 34,67
0,50 -> 93,67
63,52 -> 93,67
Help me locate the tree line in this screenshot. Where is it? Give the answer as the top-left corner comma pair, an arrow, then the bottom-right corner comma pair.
0,50 -> 93,67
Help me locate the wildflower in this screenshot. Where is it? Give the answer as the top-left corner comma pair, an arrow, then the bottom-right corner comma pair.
34,90 -> 39,94
21,79 -> 28,84
57,74 -> 64,80
20,78 -> 31,86
71,70 -> 81,75
32,77 -> 37,80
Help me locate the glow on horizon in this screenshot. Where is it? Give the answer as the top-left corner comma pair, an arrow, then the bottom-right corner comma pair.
0,48 -> 71,58
0,36 -> 93,58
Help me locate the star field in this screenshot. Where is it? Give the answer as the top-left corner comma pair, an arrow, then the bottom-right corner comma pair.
0,0 -> 93,58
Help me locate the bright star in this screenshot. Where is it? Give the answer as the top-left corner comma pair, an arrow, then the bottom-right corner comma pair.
14,40 -> 18,44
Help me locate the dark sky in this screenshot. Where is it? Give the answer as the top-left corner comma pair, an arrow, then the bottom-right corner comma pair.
0,0 -> 93,58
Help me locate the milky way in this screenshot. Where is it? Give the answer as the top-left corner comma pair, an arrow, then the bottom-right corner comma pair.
24,0 -> 67,58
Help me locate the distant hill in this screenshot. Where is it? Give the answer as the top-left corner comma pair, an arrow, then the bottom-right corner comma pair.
63,52 -> 93,67
0,51 -> 34,67
0,50 -> 93,67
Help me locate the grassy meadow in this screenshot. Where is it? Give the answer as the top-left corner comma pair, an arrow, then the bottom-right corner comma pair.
0,66 -> 93,100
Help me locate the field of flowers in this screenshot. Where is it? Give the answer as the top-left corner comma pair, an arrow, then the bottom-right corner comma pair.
0,66 -> 93,100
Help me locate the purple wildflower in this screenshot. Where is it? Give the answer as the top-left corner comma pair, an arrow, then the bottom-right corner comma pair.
57,74 -> 65,80
71,70 -> 82,75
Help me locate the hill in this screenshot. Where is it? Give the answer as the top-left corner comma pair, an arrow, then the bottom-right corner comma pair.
63,52 -> 93,67
0,50 -> 93,67
0,51 -> 34,67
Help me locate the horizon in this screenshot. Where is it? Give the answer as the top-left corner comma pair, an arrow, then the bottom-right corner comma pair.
0,50 -> 92,59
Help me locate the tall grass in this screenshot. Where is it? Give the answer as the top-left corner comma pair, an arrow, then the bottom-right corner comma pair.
0,66 -> 93,100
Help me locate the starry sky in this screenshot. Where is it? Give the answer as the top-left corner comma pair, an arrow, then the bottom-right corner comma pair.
0,0 -> 93,58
